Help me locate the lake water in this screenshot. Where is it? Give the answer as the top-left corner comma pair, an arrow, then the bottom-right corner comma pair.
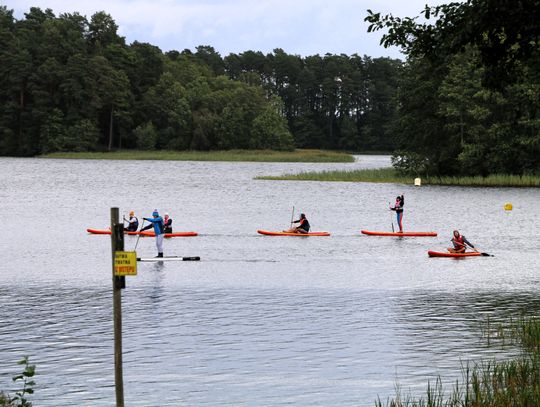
0,156 -> 539,406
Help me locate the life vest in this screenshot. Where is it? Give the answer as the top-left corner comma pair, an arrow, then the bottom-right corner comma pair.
163,217 -> 172,233
453,235 -> 466,251
128,216 -> 139,231
299,218 -> 310,232
393,197 -> 404,212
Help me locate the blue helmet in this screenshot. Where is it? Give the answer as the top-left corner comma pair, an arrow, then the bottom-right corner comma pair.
152,210 -> 159,217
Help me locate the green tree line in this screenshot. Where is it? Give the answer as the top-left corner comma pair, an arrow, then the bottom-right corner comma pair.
367,0 -> 540,176
0,6 -> 401,156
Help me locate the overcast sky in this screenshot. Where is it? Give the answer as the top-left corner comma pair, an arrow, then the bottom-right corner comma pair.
10,0 -> 453,59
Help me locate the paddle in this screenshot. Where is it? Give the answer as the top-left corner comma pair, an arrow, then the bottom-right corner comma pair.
134,219 -> 146,251
451,239 -> 493,256
471,247 -> 493,257
136,256 -> 200,261
388,202 -> 394,232
289,206 -> 295,230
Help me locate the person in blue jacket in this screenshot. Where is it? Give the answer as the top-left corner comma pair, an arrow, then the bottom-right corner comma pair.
141,210 -> 164,257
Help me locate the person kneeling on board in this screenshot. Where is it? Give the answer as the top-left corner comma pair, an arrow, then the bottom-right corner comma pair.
141,210 -> 165,257
123,211 -> 139,232
284,213 -> 310,234
449,230 -> 476,253
163,213 -> 173,233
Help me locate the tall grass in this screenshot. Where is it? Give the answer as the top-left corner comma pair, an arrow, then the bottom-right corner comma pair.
258,168 -> 540,187
257,168 -> 406,182
376,317 -> 540,406
41,149 -> 354,163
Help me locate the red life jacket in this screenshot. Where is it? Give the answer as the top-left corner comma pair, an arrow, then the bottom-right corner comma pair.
453,235 -> 466,251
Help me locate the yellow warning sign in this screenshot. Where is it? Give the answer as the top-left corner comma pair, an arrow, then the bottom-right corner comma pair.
114,251 -> 137,276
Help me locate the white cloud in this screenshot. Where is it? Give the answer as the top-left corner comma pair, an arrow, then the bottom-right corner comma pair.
9,0 -> 456,57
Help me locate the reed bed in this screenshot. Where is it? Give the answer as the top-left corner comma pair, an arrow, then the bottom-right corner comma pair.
259,168 -> 540,187
41,149 -> 354,163
376,317 -> 540,406
257,168 -> 407,182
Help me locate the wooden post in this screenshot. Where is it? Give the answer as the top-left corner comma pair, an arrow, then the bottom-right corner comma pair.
110,207 -> 125,407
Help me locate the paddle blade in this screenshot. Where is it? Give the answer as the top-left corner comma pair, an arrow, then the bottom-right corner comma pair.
183,256 -> 200,261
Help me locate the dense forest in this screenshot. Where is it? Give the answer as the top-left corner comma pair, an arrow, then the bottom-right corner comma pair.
1,2 -> 539,176
367,0 -> 540,176
0,6 -> 400,157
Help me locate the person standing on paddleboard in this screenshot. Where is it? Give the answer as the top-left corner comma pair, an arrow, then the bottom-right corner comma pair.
390,194 -> 404,232
285,213 -> 310,234
449,230 -> 476,253
163,213 -> 173,233
141,210 -> 165,257
123,211 -> 139,232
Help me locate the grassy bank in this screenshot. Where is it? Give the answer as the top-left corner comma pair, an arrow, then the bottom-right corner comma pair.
41,149 -> 355,163
257,167 -> 540,187
377,317 -> 540,406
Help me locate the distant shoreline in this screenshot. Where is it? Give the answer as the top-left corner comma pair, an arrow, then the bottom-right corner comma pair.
257,168 -> 540,187
39,149 -> 355,163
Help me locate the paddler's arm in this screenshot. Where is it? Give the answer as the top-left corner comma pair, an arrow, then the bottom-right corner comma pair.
463,237 -> 475,248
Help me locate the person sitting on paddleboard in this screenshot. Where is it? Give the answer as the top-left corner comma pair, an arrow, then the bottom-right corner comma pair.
390,194 -> 404,232
449,230 -> 475,253
285,213 -> 310,234
123,211 -> 139,232
141,210 -> 165,257
163,213 -> 172,233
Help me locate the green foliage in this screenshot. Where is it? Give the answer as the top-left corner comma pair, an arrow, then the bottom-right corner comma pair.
376,317 -> 540,406
365,0 -> 540,88
0,6 -> 402,156
258,168 -> 540,187
366,0 -> 540,177
251,100 -> 294,150
391,152 -> 430,176
1,356 -> 36,407
66,119 -> 100,151
40,108 -> 66,153
133,121 -> 157,150
41,149 -> 354,162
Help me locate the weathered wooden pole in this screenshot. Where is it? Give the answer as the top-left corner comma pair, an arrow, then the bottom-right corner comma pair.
110,207 -> 125,407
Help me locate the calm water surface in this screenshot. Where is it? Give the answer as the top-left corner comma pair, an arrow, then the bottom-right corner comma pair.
0,156 -> 539,406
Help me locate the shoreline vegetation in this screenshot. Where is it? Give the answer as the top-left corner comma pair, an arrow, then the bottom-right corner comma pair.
376,316 -> 540,405
40,149 -> 355,163
257,168 -> 540,187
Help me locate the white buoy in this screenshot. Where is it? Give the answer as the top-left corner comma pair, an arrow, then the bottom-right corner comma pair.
414,177 -> 421,186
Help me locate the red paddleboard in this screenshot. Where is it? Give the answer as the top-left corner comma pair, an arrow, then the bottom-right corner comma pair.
361,230 -> 437,237
257,229 -> 330,236
87,228 -> 139,235
138,231 -> 198,238
428,250 -> 483,258
87,228 -> 197,237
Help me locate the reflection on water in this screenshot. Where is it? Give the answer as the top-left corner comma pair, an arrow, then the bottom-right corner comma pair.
0,156 -> 539,406
1,287 -> 538,406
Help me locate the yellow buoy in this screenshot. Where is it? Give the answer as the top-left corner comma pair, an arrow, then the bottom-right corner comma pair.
504,202 -> 513,211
